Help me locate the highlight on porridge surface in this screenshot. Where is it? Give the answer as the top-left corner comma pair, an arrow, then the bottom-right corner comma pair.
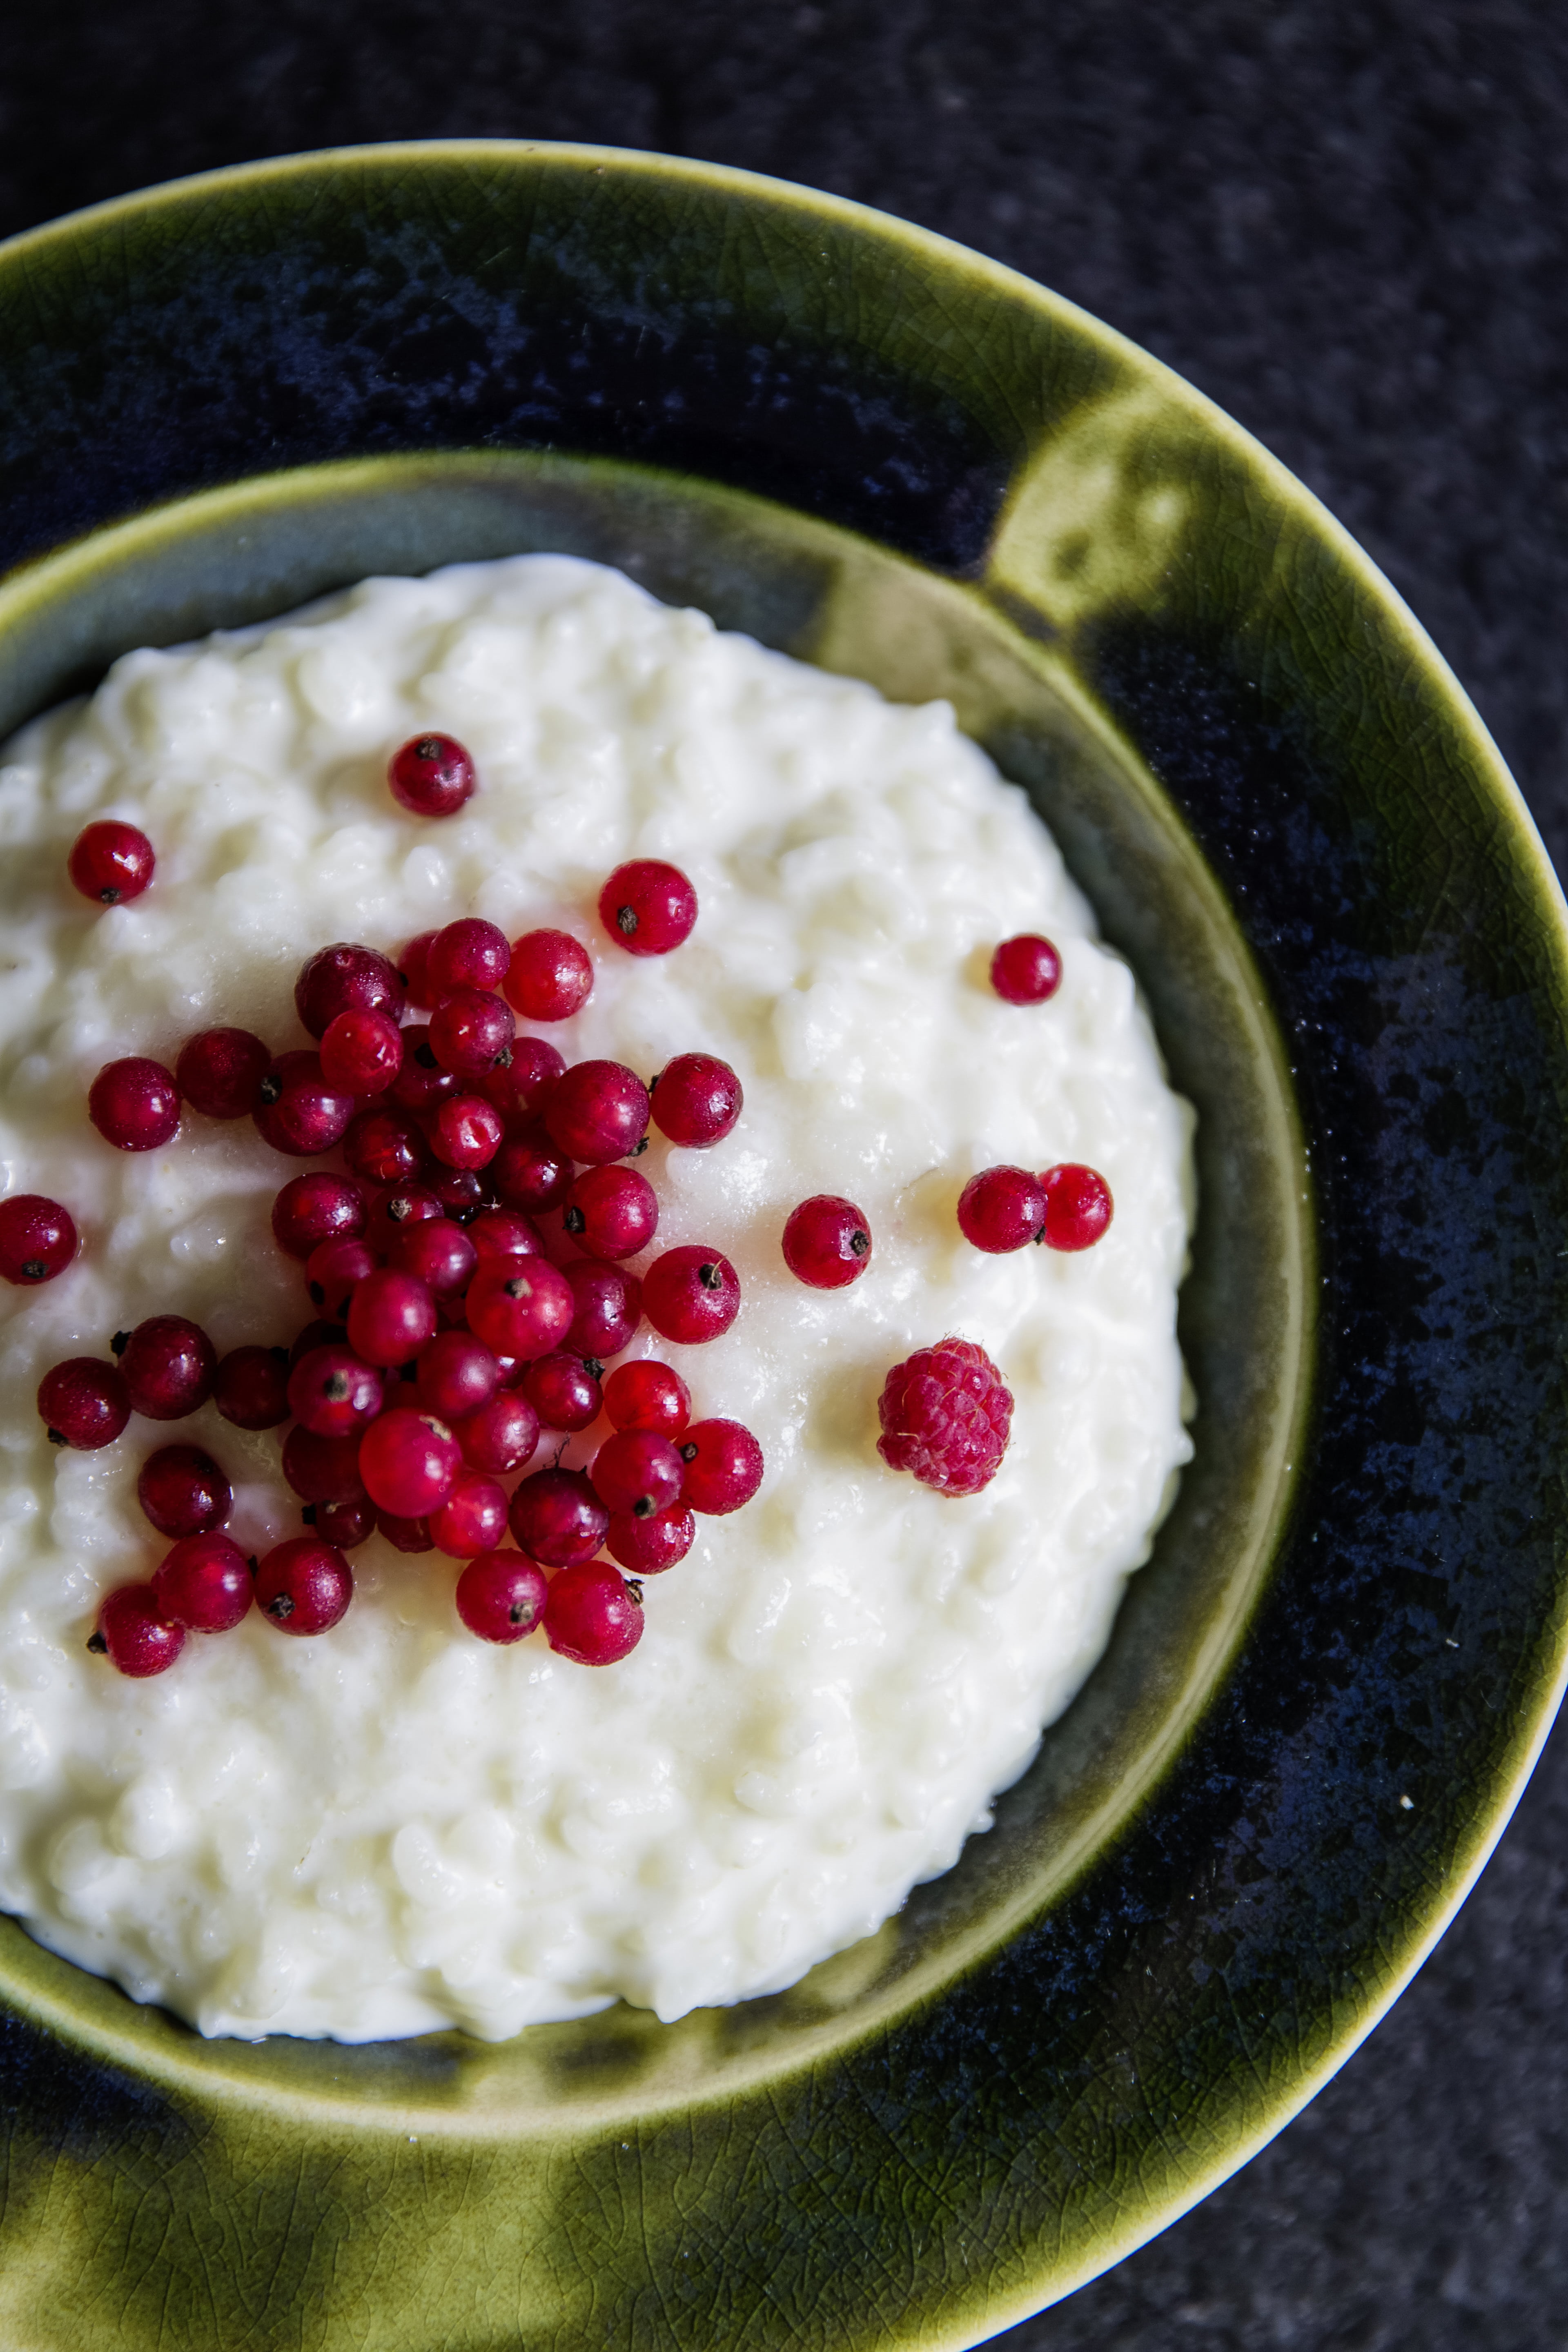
0,555 -> 1194,2042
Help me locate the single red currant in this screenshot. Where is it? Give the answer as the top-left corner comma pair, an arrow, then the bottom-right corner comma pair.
601,1359 -> 690,1437
151,1532 -> 252,1632
271,1171 -> 366,1261
376,1511 -> 435,1552
503,929 -> 594,1021
89,1058 -> 180,1151
990,934 -> 1062,1005
423,1165 -> 487,1221
138,1443 -> 232,1538
544,1561 -> 644,1664
592,1429 -> 684,1519
397,930 -> 438,1009
287,1345 -> 384,1439
606,1504 -> 695,1575
68,819 -> 155,907
455,1550 -> 549,1643
490,1124 -> 574,1213
359,1408 -> 461,1517
346,1269 -> 437,1367
345,1105 -> 429,1187
305,1236 -> 381,1318
321,1007 -> 405,1095
416,1330 -> 501,1422
678,1418 -> 764,1514
1039,1164 -> 1114,1251
429,1094 -> 505,1170
431,1471 -> 510,1558
117,1316 -> 216,1420
599,860 -> 697,957
39,1358 -> 129,1449
176,1027 -> 272,1119
390,1027 -> 459,1114
546,1060 -> 650,1165
0,1194 -> 77,1287
294,942 -> 401,1039
877,1337 -> 1013,1497
782,1196 -> 873,1289
254,1538 -> 352,1635
363,1182 -> 444,1250
509,1467 -> 608,1566
388,733 -> 476,817
254,1051 -> 355,1157
957,1166 -> 1047,1253
565,1261 -> 643,1361
458,1388 -> 540,1475
642,1247 -> 739,1345
91,1584 -> 184,1675
389,1217 -> 477,1295
468,1259 -> 575,1360
480,1036 -> 565,1123
214,1345 -> 291,1430
468,1208 -> 543,1265
311,1495 -> 375,1548
650,1053 -> 742,1148
522,1351 -> 601,1432
282,1424 -> 366,1504
430,988 -> 516,1078
564,1165 -> 658,1262
427,918 -> 510,998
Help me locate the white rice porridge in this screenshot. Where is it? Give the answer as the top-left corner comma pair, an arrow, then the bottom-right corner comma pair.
0,555 -> 1193,2042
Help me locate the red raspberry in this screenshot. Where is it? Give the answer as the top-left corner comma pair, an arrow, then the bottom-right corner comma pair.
876,1338 -> 1013,1498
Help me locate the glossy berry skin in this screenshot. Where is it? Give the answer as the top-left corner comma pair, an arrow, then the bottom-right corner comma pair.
481,1037 -> 565,1123
679,1419 -> 764,1515
602,1359 -> 690,1437
423,1165 -> 487,1221
389,1217 -> 477,1296
92,1584 -> 184,1676
271,1171 -> 366,1262
565,1262 -> 642,1361
957,1166 -> 1047,1254
592,1429 -> 684,1519
345,1106 -> 428,1188
289,1319 -> 347,1367
650,1054 -> 742,1148
544,1561 -> 644,1664
282,1425 -> 366,1504
416,1330 -> 501,1422
89,1058 -> 180,1151
607,1503 -> 695,1575
294,942 -> 401,1040
359,1408 -> 461,1518
990,934 -> 1062,1005
504,929 -> 593,1021
118,1316 -> 216,1421
456,1550 -> 549,1644
522,1351 -> 601,1432
468,1208 -> 543,1265
151,1532 -> 252,1632
300,1237 -> 376,1321
39,1358 -> 130,1449
877,1338 -> 1013,1498
364,1182 -> 443,1250
509,1467 -> 608,1567
782,1195 -> 872,1289
430,1094 -> 505,1171
397,931 -> 438,1009
254,1051 -> 355,1157
321,1007 -> 404,1096
490,1125 -> 574,1213
430,988 -> 516,1078
468,1259 -> 575,1360
176,1027 -> 272,1119
546,1060 -> 650,1166
388,732 -> 476,818
0,1194 -> 77,1287
599,860 -> 697,957
427,918 -> 510,998
1039,1163 -> 1114,1251
376,1510 -> 435,1552
431,1471 -> 510,1558
138,1443 -> 232,1538
565,1165 -> 658,1262
642,1247 -> 739,1345
312,1495 -> 375,1548
68,819 -> 156,906
346,1268 -> 437,1367
287,1345 -> 384,1439
390,1028 -> 459,1114
458,1388 -> 540,1475
213,1345 -> 290,1431
254,1538 -> 352,1635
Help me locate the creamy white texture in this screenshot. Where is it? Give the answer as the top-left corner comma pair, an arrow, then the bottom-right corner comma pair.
0,557 -> 1193,2041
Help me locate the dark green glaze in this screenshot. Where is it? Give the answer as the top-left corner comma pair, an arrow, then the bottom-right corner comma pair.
0,145 -> 1559,2352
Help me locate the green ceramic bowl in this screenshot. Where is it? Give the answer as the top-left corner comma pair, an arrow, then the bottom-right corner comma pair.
0,143 -> 1564,2352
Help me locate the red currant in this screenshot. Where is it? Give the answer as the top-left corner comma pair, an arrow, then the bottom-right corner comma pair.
389,1218 -> 477,1294
546,1060 -> 650,1165
90,1584 -> 183,1675
508,1467 -> 608,1566
957,1166 -> 1047,1253
599,860 -> 697,957
1039,1164 -> 1114,1250
429,1094 -> 504,1171
458,1388 -> 540,1475
650,1053 -> 742,1148
344,1106 -> 428,1188
565,1261 -> 642,1361
346,1269 -> 437,1366
397,930 -> 438,1009
427,918 -> 510,997
522,1351 -> 601,1432
455,1550 -> 549,1643
254,1538 -> 352,1635
430,989 -> 515,1079
480,1036 -> 565,1123
176,1027 -> 272,1119
290,1319 -> 347,1366
0,1194 -> 77,1286
321,1007 -> 405,1095
287,1344 -> 384,1438
469,1208 -> 543,1265
606,1504 -> 695,1575
544,1561 -> 644,1664
416,1330 -> 501,1421
592,1429 -> 684,1518
388,732 -> 476,817
679,1418 -> 764,1514
490,1124 -> 574,1212
89,1058 -> 180,1151
431,1471 -> 510,1558
390,1027 -> 459,1114
39,1358 -> 129,1449
423,1166 -> 487,1221
138,1443 -> 232,1537
68,819 -> 155,906
271,1171 -> 366,1261
467,1260 -> 575,1360
503,929 -> 593,1021
254,1051 -> 355,1157
213,1345 -> 290,1430
151,1532 -> 252,1631
564,1165 -> 658,1261
782,1195 -> 872,1289
294,943 -> 401,1039
376,1511 -> 435,1552
282,1424 -> 366,1503
359,1408 -> 461,1517
364,1183 -> 444,1250
642,1248 -> 739,1345
311,1495 -> 375,1548
990,934 -> 1062,1005
304,1236 -> 381,1319
601,1359 -> 690,1436
117,1316 -> 216,1420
